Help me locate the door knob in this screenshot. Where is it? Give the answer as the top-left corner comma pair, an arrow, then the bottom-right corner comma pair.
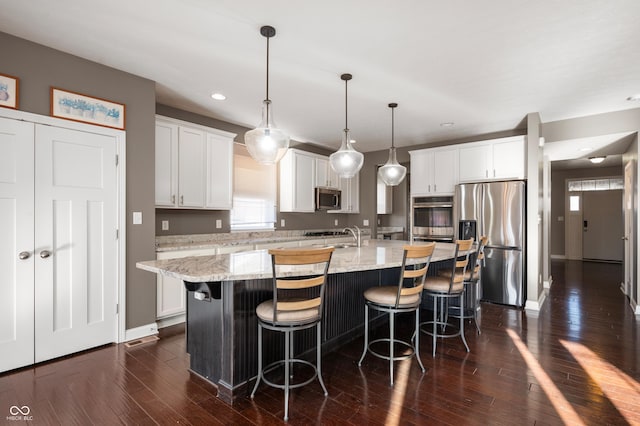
40,250 -> 52,259
18,251 -> 31,260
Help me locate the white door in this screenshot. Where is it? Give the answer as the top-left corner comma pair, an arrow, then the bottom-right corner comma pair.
0,118 -> 35,372
624,162 -> 635,296
565,191 -> 583,260
34,125 -> 118,362
582,190 -> 624,262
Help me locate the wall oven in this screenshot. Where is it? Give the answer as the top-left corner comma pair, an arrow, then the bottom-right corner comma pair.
411,196 -> 454,242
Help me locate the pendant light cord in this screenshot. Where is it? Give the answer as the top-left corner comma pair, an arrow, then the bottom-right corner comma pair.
391,107 -> 395,149
265,34 -> 270,124
344,78 -> 348,132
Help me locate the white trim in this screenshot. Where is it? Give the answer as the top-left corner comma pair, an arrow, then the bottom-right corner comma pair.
124,323 -> 159,342
550,254 -> 566,260
543,275 -> 553,290
157,314 -> 186,329
0,108 -> 127,344
525,288 -> 548,317
156,114 -> 237,139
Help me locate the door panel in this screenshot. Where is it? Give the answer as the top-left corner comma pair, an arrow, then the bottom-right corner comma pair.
481,247 -> 524,306
0,118 -> 35,372
482,181 -> 524,248
34,124 -> 117,363
583,190 -> 623,262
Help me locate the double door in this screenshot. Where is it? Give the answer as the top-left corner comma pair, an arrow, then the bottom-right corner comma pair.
0,116 -> 118,372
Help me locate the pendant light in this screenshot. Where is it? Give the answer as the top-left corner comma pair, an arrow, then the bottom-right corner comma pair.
329,73 -> 364,178
378,103 -> 407,186
244,25 -> 290,164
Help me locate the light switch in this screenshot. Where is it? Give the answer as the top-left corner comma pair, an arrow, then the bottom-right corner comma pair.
281,219 -> 285,227
215,219 -> 222,229
161,220 -> 169,230
334,219 -> 338,226
363,219 -> 369,226
133,211 -> 142,225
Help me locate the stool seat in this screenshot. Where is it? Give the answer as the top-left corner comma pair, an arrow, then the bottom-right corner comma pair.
424,276 -> 464,293
363,286 -> 420,307
256,299 -> 320,325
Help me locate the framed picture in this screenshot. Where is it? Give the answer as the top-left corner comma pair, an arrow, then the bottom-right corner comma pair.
0,73 -> 19,109
51,87 -> 126,130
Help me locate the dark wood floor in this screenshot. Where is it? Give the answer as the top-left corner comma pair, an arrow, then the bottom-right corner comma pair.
2,260 -> 639,425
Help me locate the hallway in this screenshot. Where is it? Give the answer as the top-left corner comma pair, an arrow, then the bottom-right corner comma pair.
0,260 -> 638,425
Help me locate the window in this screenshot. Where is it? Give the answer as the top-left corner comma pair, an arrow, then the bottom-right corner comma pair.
230,143 -> 277,230
568,177 -> 623,192
569,195 -> 580,212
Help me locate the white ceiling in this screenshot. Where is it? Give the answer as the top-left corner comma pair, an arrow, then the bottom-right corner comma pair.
2,0 -> 640,152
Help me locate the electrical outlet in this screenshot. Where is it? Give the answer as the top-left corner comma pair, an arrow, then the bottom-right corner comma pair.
363,219 -> 369,226
215,219 -> 222,229
334,219 -> 338,226
161,220 -> 169,230
281,219 -> 285,227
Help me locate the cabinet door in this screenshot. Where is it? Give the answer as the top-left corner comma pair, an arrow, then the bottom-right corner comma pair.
459,143 -> 491,182
315,157 -> 329,187
293,151 -> 316,212
205,133 -> 233,209
0,118 -> 35,372
155,121 -> 178,207
338,173 -> 359,213
432,148 -> 458,194
410,150 -> 433,195
492,137 -> 525,179
377,174 -> 393,214
178,126 -> 206,207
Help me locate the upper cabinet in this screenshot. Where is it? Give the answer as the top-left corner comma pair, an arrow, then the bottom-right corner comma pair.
315,157 -> 340,189
155,116 -> 236,209
279,149 -> 316,212
280,148 -> 360,213
409,147 -> 458,196
458,136 -> 525,182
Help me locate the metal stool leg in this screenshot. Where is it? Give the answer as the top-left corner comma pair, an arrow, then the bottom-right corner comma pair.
317,322 -> 328,395
432,296 -> 437,357
284,329 -> 290,421
250,323 -> 262,398
389,312 -> 394,386
473,282 -> 481,335
358,304 -> 369,366
415,308 -> 425,372
459,293 -> 470,352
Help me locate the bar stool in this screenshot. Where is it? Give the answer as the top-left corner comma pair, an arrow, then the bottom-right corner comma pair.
420,238 -> 474,356
442,236 -> 488,334
250,246 -> 334,421
358,243 -> 435,386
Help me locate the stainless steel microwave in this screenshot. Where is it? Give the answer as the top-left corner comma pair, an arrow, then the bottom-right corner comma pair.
315,187 -> 341,210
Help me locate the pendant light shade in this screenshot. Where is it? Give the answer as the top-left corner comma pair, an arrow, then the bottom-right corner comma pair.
244,25 -> 289,165
378,103 -> 406,186
330,74 -> 364,178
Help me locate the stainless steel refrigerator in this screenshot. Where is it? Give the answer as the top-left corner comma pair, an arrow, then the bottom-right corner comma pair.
455,181 -> 526,307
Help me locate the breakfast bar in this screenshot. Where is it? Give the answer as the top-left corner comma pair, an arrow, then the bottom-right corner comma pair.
137,240 -> 460,403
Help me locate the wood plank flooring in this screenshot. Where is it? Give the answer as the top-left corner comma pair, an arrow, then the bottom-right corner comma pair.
1,260 -> 639,425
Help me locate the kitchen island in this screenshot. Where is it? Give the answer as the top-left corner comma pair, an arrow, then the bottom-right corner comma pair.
137,240 -> 460,403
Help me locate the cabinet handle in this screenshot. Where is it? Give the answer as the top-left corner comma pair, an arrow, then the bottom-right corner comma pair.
493,169 -> 496,177
180,195 -> 184,205
485,170 -> 488,178
434,184 -> 437,192
428,184 -> 431,193
40,250 -> 51,259
18,251 -> 30,260
172,195 -> 175,204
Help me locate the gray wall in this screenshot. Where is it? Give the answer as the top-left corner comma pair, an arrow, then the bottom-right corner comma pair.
2,32 -> 157,330
550,166 -> 622,257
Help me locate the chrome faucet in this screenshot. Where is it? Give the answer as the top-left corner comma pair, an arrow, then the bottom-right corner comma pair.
343,226 -> 361,247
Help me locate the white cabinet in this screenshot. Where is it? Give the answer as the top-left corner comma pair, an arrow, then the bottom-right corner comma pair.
0,115 -> 122,372
279,149 -> 316,212
458,136 -> 525,182
330,173 -> 360,213
155,116 -> 235,209
409,147 -> 458,196
315,157 -> 339,189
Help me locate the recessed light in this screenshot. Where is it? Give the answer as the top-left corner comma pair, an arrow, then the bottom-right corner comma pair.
211,93 -> 226,101
579,147 -> 593,152
626,94 -> 640,101
440,122 -> 454,127
589,156 -> 606,164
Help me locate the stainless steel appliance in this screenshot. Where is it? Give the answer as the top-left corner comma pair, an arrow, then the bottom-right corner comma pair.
315,187 -> 341,210
411,196 -> 454,242
455,181 -> 526,307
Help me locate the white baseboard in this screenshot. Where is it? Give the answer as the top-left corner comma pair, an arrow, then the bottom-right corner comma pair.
525,289 -> 548,317
550,254 -> 566,260
157,314 -> 186,329
543,276 -> 553,290
124,323 -> 159,342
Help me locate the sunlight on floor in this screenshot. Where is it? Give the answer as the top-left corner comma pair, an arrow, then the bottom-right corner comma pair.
560,339 -> 640,424
506,329 -> 585,426
385,359 -> 411,426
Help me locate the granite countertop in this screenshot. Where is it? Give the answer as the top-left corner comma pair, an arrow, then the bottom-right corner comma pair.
155,229 -> 370,252
137,240 -> 458,283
